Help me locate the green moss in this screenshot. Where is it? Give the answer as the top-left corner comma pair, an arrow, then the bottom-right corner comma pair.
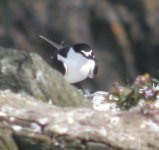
13,133 -> 86,150
13,133 -> 54,150
0,126 -> 18,150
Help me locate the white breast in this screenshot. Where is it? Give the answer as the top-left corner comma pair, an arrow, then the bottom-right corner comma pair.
57,48 -> 95,83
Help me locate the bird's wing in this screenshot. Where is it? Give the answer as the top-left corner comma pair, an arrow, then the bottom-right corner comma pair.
39,35 -> 63,50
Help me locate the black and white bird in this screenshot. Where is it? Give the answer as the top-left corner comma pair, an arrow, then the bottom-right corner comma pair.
39,35 -> 98,84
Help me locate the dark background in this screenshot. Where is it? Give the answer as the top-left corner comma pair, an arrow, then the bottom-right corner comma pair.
0,0 -> 159,91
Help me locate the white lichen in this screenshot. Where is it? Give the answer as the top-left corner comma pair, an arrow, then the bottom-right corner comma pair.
52,125 -> 68,134
12,125 -> 23,132
110,116 -> 120,125
37,117 -> 49,125
36,70 -> 44,82
48,99 -> 53,105
9,117 -> 15,122
1,105 -> 15,113
91,91 -> 119,112
31,123 -> 42,133
1,66 -> 6,73
67,117 -> 74,124
140,120 -> 159,132
152,100 -> 159,109
99,127 -> 107,136
0,111 -> 7,117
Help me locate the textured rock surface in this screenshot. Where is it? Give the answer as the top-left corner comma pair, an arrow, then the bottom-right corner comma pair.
0,91 -> 159,150
0,47 -> 86,107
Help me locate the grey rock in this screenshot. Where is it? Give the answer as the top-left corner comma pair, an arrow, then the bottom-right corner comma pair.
0,128 -> 18,150
0,91 -> 159,150
0,47 -> 86,107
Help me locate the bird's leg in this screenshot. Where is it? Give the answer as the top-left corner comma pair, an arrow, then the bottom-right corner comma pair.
73,81 -> 90,96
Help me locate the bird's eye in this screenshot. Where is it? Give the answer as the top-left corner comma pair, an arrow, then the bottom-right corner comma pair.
91,51 -> 95,57
90,51 -> 95,58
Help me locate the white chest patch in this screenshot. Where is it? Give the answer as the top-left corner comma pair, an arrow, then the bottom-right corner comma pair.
57,48 -> 95,83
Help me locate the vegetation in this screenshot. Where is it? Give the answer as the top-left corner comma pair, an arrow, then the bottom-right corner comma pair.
110,74 -> 159,110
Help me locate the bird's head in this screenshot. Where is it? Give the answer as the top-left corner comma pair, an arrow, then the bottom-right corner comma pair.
73,43 -> 95,59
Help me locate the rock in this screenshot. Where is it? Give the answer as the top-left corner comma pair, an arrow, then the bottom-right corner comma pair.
0,91 -> 159,150
0,128 -> 18,150
0,47 -> 86,107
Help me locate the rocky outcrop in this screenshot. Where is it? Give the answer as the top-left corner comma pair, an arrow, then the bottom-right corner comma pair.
0,47 -> 159,150
0,47 -> 86,107
0,91 -> 159,150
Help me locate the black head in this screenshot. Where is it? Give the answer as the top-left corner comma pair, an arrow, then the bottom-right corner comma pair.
73,43 -> 95,59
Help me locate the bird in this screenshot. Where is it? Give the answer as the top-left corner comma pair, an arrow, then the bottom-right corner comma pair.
39,35 -> 98,84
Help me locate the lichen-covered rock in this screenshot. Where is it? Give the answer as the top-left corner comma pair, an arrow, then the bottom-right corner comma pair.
0,47 -> 86,107
0,91 -> 159,150
0,128 -> 18,150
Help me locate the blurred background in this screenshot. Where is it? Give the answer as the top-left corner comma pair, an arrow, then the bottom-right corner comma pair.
0,0 -> 159,91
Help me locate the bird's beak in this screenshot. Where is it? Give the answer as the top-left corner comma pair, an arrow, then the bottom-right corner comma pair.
92,57 -> 98,63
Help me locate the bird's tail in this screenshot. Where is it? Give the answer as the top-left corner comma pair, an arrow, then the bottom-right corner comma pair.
39,35 -> 63,50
